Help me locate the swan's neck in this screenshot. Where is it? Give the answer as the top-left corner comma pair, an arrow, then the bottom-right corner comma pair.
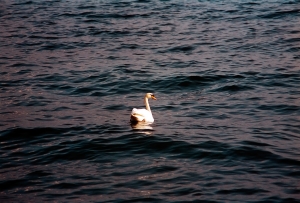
144,97 -> 151,112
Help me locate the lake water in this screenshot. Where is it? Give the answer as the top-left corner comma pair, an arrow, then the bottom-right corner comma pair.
0,0 -> 300,202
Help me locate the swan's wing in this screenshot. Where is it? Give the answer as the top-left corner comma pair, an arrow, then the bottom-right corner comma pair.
131,108 -> 154,123
131,108 -> 149,116
130,114 -> 145,122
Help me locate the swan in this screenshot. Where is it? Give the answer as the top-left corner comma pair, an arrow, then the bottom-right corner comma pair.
130,93 -> 157,123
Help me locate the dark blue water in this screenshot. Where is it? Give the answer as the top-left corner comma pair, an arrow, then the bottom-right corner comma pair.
1,0 -> 300,202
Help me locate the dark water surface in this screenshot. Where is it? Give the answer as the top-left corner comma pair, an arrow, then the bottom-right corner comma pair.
1,0 -> 300,202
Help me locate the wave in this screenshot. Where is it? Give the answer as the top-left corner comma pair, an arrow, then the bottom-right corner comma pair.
260,9 -> 300,19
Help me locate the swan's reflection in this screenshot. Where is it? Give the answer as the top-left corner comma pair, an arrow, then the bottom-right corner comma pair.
130,122 -> 154,135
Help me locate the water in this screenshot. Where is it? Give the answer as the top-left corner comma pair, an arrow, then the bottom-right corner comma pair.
1,0 -> 300,202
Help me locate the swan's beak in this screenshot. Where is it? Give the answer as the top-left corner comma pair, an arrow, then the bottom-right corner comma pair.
151,95 -> 157,100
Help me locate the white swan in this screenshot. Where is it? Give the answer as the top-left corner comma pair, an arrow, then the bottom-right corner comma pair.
130,93 -> 157,123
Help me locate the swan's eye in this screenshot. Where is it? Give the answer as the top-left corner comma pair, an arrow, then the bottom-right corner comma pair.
151,94 -> 157,100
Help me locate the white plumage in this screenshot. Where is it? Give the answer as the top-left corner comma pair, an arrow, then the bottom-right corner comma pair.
130,93 -> 157,123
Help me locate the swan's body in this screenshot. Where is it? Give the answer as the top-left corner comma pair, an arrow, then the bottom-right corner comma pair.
130,93 -> 157,123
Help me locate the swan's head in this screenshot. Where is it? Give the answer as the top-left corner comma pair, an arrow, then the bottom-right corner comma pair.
146,93 -> 157,100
